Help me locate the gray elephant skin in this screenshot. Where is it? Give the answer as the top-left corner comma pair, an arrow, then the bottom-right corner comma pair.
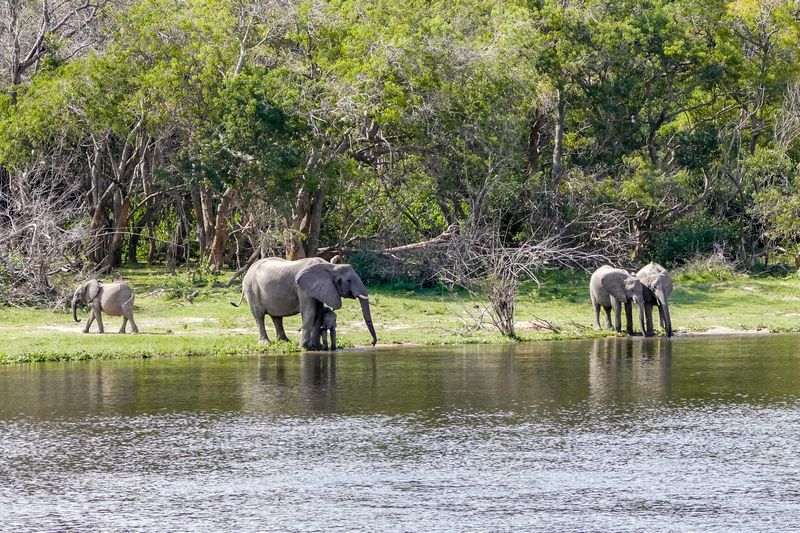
589,265 -> 648,336
320,306 -> 337,351
636,262 -> 673,337
236,257 -> 377,349
72,280 -> 138,334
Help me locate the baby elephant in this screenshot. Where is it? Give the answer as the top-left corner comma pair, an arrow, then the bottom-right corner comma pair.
71,279 -> 138,334
319,306 -> 337,351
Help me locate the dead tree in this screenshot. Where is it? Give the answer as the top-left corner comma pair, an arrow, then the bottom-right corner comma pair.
0,172 -> 87,304
439,219 -> 604,338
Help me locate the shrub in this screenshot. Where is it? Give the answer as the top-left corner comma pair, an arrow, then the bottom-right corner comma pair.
648,215 -> 738,267
673,252 -> 739,282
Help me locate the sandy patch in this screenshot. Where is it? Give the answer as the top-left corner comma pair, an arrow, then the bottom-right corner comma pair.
678,326 -> 770,336
38,325 -> 82,333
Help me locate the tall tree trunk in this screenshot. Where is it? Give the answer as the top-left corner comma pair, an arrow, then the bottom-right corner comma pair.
208,186 -> 236,272
105,188 -> 131,268
304,183 -> 327,257
200,186 -> 216,257
190,185 -> 208,257
527,109 -> 544,177
285,184 -> 312,260
551,88 -> 566,196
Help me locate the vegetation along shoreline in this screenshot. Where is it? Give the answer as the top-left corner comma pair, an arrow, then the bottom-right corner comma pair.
2,263 -> 797,364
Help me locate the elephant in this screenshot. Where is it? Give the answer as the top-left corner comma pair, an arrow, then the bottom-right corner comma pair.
636,262 -> 673,337
589,265 -> 648,336
233,257 -> 377,349
72,280 -> 138,334
320,306 -> 337,351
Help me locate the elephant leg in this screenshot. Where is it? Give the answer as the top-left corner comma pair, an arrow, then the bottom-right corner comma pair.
591,294 -> 602,331
593,303 -> 602,331
321,329 -> 329,350
603,306 -> 613,329
611,298 -> 622,332
645,302 -> 655,336
94,309 -> 105,334
299,298 -> 318,349
271,316 -> 289,342
624,300 -> 633,335
128,313 -> 139,334
256,313 -> 271,343
83,312 -> 94,334
119,317 -> 128,334
312,301 -> 325,349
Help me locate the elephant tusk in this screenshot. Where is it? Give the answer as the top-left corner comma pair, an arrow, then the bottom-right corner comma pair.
357,295 -> 369,300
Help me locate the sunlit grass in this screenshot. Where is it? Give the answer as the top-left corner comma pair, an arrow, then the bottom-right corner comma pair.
2,265 -> 800,363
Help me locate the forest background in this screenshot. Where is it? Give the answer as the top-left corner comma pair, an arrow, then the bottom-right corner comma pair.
3,0 -> 800,353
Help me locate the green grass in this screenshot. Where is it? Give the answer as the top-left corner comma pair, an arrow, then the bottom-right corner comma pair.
2,264 -> 800,363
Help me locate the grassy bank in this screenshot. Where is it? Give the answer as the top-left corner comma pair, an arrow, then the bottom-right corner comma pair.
2,265 -> 800,363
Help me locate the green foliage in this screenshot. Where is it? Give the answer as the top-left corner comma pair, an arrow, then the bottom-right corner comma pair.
673,253 -> 739,282
648,215 -> 739,267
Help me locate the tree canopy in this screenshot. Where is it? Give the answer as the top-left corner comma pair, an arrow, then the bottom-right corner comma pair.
3,0 -> 800,294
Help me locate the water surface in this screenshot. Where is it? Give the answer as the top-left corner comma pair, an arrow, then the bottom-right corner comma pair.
2,336 -> 800,531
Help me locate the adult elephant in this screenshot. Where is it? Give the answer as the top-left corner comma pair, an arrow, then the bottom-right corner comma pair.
589,265 -> 648,336
636,262 -> 673,337
236,257 -> 377,349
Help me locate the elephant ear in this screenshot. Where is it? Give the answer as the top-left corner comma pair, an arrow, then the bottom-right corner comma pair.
83,279 -> 101,302
296,263 -> 343,310
600,271 -> 629,302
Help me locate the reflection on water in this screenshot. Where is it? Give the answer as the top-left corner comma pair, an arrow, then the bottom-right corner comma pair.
589,337 -> 673,404
1,336 -> 800,530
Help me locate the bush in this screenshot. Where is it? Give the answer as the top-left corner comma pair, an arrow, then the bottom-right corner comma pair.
648,215 -> 738,267
673,252 -> 739,282
348,249 -> 439,286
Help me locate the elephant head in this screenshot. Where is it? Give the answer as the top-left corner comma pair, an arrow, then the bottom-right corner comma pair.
296,262 -> 377,346
72,279 -> 101,323
638,262 -> 673,337
625,275 -> 647,336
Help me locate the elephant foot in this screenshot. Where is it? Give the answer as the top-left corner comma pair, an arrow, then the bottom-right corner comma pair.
300,343 -> 322,351
593,325 -> 601,332
258,337 -> 271,344
277,335 -> 290,342
82,329 -> 89,334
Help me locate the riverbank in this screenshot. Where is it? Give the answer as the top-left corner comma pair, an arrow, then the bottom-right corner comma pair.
2,265 -> 800,363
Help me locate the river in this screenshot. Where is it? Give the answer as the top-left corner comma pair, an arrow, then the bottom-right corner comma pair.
1,335 -> 799,531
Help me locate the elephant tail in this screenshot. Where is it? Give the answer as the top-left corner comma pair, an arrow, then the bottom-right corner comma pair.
123,291 -> 134,308
229,289 -> 245,308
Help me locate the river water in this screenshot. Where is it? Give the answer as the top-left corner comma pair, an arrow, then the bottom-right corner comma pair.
1,336 -> 799,531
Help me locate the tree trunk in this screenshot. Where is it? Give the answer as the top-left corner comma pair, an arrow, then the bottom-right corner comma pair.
304,183 -> 327,257
551,88 -> 566,195
527,109 -> 544,177
208,186 -> 236,272
105,188 -> 131,268
285,184 -> 311,260
190,185 -> 208,257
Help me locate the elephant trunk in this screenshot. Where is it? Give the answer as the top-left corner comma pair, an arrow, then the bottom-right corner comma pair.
358,295 -> 377,346
660,299 -> 673,337
330,329 -> 337,351
71,293 -> 81,323
636,299 -> 647,337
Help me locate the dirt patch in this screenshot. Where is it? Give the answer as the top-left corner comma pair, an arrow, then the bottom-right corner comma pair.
678,326 -> 770,336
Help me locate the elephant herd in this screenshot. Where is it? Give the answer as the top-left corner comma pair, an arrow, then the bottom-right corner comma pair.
590,262 -> 673,337
70,257 -> 673,349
